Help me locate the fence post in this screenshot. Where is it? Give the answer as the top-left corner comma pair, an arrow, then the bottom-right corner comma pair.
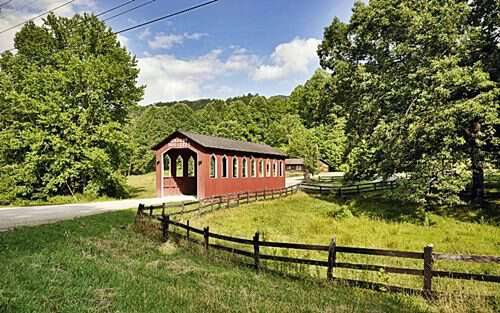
253,232 -> 260,271
226,196 -> 230,208
327,237 -> 336,281
320,185 -> 323,195
162,215 -> 170,242
182,201 -> 185,214
356,185 -> 360,194
264,188 -> 266,200
161,203 -> 165,216
203,227 -> 209,254
186,220 -> 190,243
237,193 -> 240,207
137,203 -> 143,216
149,205 -> 153,217
423,244 -> 433,299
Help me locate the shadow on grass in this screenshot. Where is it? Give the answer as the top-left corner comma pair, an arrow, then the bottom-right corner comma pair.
0,210 -> 135,258
314,192 -> 422,224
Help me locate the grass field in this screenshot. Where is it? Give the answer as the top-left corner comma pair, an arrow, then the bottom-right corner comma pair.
0,210 -> 442,313
187,192 -> 500,298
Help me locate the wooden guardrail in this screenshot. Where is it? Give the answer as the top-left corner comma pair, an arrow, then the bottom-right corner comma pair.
136,185 -> 300,220
301,180 -> 397,196
136,213 -> 500,298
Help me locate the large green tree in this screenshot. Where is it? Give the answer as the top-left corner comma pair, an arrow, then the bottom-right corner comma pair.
0,13 -> 143,202
318,0 -> 499,207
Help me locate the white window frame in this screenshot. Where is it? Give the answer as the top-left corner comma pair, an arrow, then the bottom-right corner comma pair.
187,156 -> 195,177
273,160 -> 277,177
232,156 -> 239,178
266,159 -> 271,177
242,157 -> 248,178
209,154 -> 217,179
259,159 -> 264,177
176,155 -> 184,177
251,157 -> 256,177
221,155 -> 228,178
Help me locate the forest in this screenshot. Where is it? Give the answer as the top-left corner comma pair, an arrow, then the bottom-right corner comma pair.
0,0 -> 498,209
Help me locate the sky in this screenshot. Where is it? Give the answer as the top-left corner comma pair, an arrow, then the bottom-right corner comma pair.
0,0 -> 357,105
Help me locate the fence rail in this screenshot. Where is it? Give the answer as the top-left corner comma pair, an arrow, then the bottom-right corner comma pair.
300,180 -> 397,196
137,185 -> 300,220
136,213 -> 500,298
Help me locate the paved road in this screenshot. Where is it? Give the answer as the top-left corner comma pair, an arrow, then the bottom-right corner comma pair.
0,196 -> 196,232
0,177 -> 304,231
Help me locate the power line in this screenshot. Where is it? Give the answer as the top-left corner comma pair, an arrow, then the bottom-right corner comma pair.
95,0 -> 137,18
115,0 -> 218,34
0,0 -> 78,35
102,0 -> 156,22
1,0 -> 152,53
2,0 -> 220,53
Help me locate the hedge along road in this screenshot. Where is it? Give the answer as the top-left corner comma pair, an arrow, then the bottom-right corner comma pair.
0,177 -> 304,231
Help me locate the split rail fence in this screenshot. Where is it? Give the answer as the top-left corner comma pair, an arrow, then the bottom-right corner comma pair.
136,186 -> 500,298
137,185 -> 300,219
301,180 -> 397,196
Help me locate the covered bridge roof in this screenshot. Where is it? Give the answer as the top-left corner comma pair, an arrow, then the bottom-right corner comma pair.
152,130 -> 287,157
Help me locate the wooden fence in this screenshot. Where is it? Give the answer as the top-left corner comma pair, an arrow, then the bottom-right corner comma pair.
301,180 -> 397,196
137,185 -> 300,219
154,218 -> 500,297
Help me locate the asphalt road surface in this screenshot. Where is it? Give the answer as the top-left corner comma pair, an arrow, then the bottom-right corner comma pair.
0,177 -> 304,231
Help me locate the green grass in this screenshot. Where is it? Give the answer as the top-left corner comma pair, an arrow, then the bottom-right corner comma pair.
0,210 -> 446,313
127,172 -> 156,198
189,192 -> 500,296
0,172 -> 157,207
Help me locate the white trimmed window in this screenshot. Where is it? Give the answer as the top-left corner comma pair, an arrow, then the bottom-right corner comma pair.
273,161 -> 277,177
266,160 -> 270,177
242,158 -> 248,178
279,161 -> 283,176
251,158 -> 256,177
176,156 -> 184,177
221,155 -> 228,178
210,154 -> 217,178
188,156 -> 195,177
232,156 -> 239,178
163,154 -> 171,177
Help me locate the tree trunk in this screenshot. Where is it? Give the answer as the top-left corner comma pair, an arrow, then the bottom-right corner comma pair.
468,121 -> 484,202
304,170 -> 311,182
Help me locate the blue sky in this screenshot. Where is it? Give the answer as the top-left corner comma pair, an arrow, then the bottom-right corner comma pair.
0,0 -> 357,104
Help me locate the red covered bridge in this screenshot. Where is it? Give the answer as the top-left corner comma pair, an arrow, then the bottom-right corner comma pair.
152,130 -> 287,199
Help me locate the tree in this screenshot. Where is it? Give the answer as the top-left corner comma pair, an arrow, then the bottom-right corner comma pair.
286,123 -> 320,181
0,13 -> 143,202
289,69 -> 333,127
318,0 -> 499,207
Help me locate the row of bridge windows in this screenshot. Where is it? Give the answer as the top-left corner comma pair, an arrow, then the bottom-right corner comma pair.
162,155 -> 195,177
210,155 -> 283,179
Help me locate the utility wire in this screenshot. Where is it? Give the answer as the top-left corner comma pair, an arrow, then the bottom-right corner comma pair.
102,0 -> 156,22
0,0 -> 78,35
95,0 -> 137,18
2,0 -> 220,53
115,0 -> 218,34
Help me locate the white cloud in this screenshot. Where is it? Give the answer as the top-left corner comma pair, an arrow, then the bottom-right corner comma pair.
117,34 -> 129,48
0,0 -> 95,52
147,32 -> 208,50
137,37 -> 321,104
252,37 -> 321,81
138,50 -> 226,103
